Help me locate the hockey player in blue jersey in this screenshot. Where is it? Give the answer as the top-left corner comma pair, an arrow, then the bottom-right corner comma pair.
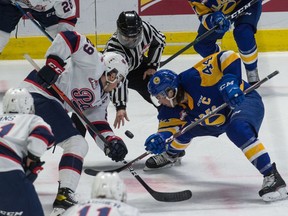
144,50 -> 288,202
188,0 -> 262,85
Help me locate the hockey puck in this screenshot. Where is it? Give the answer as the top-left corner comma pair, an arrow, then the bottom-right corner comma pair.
125,130 -> 134,139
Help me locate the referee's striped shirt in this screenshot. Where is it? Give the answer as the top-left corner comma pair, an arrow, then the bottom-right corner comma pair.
103,20 -> 166,109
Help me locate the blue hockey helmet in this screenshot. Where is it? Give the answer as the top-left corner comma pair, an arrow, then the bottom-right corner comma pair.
148,69 -> 179,98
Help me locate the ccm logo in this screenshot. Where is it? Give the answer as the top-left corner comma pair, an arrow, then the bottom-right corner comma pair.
48,62 -> 63,74
219,80 -> 235,91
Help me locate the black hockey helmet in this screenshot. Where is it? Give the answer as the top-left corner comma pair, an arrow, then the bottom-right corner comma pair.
116,11 -> 143,49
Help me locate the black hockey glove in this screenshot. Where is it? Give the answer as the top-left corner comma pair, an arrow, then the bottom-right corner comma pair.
23,155 -> 45,183
104,136 -> 128,162
36,55 -> 66,88
26,161 -> 45,182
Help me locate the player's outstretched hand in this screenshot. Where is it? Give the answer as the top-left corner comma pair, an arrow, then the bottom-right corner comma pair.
218,74 -> 245,109
36,55 -> 66,88
144,133 -> 166,154
105,136 -> 128,162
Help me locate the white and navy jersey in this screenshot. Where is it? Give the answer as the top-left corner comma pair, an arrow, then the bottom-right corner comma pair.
17,0 -> 76,15
16,0 -> 77,20
21,31 -> 111,122
21,31 -> 116,148
62,199 -> 140,216
0,114 -> 54,172
103,20 -> 166,108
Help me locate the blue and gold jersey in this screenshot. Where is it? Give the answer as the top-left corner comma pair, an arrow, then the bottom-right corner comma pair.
188,0 -> 241,17
157,50 -> 249,152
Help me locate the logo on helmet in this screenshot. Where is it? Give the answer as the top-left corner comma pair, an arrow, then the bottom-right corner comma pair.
153,76 -> 161,85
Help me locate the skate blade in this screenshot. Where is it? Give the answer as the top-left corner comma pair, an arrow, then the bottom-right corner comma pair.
262,187 -> 288,202
143,159 -> 182,171
50,207 -> 66,216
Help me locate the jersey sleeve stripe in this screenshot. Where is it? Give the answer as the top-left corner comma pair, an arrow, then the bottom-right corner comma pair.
30,126 -> 55,148
0,142 -> 22,164
59,31 -> 81,53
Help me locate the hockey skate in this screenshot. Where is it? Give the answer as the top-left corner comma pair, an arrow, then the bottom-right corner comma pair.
50,187 -> 78,216
144,151 -> 185,171
246,68 -> 260,85
259,163 -> 288,202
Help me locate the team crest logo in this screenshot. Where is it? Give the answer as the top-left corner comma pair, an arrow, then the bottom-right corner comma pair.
211,0 -> 237,14
153,76 -> 161,85
88,78 -> 98,90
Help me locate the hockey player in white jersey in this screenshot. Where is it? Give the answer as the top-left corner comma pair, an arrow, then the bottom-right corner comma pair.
0,0 -> 77,53
62,172 -> 140,216
0,88 -> 55,216
19,30 -> 130,214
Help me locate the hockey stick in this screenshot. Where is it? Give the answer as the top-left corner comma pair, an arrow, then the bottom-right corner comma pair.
23,54 -> 106,142
84,151 -> 150,175
167,70 -> 279,142
86,159 -> 192,202
24,54 -> 193,202
85,70 -> 279,174
13,1 -> 86,138
13,1 -> 54,41
79,0 -> 262,140
159,0 -> 260,67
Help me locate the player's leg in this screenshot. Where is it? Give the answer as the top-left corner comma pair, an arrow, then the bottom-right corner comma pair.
0,4 -> 22,53
30,8 -> 60,38
0,170 -> 44,216
226,91 -> 287,201
32,93 -> 88,210
233,0 -> 262,85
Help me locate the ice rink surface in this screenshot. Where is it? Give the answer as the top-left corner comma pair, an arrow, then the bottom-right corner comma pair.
0,52 -> 288,216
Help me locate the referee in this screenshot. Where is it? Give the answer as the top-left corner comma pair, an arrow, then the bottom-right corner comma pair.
103,10 -> 166,128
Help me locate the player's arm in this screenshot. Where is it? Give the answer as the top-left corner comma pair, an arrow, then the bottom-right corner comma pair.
216,50 -> 245,109
53,0 -> 77,32
188,0 -> 212,19
144,109 -> 190,158
36,31 -> 91,87
25,116 -> 55,182
217,50 -> 243,80
145,21 -> 166,69
85,111 -> 128,162
188,0 -> 230,33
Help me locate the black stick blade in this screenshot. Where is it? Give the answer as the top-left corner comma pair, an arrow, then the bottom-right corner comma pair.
84,168 -> 100,176
134,174 -> 192,202
151,189 -> 192,202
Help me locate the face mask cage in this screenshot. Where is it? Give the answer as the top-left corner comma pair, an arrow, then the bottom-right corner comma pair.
150,87 -> 178,107
117,29 -> 143,49
105,68 -> 125,88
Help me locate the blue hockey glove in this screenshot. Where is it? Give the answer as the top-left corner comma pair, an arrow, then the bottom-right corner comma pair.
207,11 -> 230,34
218,74 -> 245,109
105,136 -> 128,162
144,133 -> 167,154
36,55 -> 66,88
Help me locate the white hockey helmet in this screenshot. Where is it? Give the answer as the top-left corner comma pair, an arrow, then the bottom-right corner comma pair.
3,88 -> 35,114
91,171 -> 127,202
102,52 -> 129,86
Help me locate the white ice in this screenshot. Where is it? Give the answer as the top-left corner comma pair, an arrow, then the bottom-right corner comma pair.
0,52 -> 288,216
